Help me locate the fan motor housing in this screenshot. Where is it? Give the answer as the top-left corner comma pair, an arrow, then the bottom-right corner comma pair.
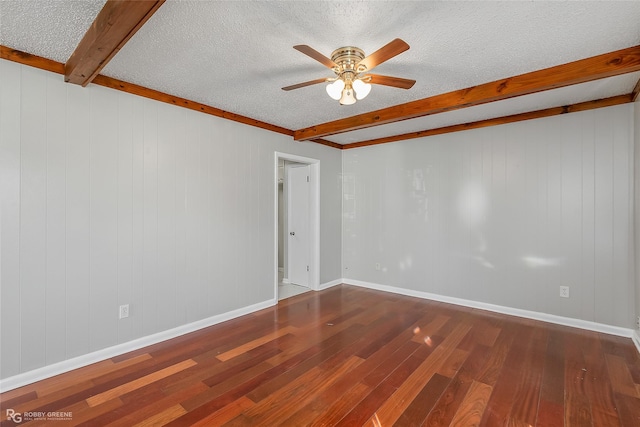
331,46 -> 365,73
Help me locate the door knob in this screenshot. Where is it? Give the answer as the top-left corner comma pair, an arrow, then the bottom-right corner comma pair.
290,231 -> 295,236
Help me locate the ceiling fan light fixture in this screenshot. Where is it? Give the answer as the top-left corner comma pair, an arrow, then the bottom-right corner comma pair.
326,79 -> 344,100
353,78 -> 371,100
284,39 -> 414,105
339,84 -> 356,105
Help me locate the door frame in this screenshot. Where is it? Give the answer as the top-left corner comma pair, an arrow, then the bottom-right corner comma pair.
274,152 -> 320,299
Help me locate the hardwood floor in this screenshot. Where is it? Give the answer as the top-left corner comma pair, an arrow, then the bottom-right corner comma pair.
1,284 -> 639,426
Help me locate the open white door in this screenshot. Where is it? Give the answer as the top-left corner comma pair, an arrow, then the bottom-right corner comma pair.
287,165 -> 310,287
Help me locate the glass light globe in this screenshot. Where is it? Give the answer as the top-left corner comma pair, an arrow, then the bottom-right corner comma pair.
353,79 -> 371,100
339,85 -> 356,105
326,79 -> 345,100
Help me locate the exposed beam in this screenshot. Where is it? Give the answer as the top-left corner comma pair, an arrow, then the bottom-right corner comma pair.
295,45 -> 640,141
1,45 -> 632,151
91,74 -> 294,136
341,95 -> 633,149
632,77 -> 640,102
309,139 -> 344,150
0,45 -> 64,74
65,0 -> 165,86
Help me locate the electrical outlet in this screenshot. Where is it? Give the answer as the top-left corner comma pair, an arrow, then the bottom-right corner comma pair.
375,263 -> 381,271
636,316 -> 640,329
559,286 -> 569,298
119,304 -> 129,319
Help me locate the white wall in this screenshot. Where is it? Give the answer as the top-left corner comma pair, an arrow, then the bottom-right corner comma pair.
635,100 -> 640,334
343,104 -> 635,328
0,60 -> 342,380
1,57 -> 636,383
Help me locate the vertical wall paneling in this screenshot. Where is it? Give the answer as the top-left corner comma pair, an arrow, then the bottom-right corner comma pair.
632,100 -> 640,332
181,112 -> 194,322
521,121 -> 540,313
45,71 -> 67,365
207,117 -> 223,314
250,141 -> 260,303
343,104 -> 634,328
117,92 -> 134,344
20,66 -> 48,372
612,107 -> 633,327
229,121 -> 240,308
215,119 -> 235,313
182,112 -> 197,322
492,126 -> 508,305
593,109 -> 616,325
463,129 -> 485,303
502,125 -> 519,308
0,60 -> 342,383
193,113 -> 206,320
560,115 -> 582,320
237,130 -> 250,307
142,99 -> 159,335
65,81 -> 91,359
247,141 -> 259,304
0,61 -> 22,377
257,142 -> 271,301
130,95 -> 145,340
174,109 -> 187,326
230,121 -> 241,305
545,117 -> 564,316
204,116 -> 215,315
198,114 -> 210,318
89,86 -> 119,351
156,103 -> 177,331
480,131 -> 494,301
205,118 -> 215,313
580,111 -> 596,322
425,139 -> 440,296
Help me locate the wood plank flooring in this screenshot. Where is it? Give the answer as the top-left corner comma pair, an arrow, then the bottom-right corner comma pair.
1,285 -> 640,426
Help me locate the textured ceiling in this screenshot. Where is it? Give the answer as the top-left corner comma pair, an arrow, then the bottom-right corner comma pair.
1,1 -> 639,145
0,0 -> 106,63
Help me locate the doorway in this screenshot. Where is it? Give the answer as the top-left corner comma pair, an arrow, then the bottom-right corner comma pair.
274,152 -> 320,301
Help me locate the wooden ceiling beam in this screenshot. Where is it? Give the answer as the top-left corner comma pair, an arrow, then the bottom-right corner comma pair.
92,74 -> 294,136
341,95 -> 633,149
1,44 -> 633,151
65,0 -> 165,86
309,139 -> 344,149
296,45 -> 640,141
0,45 -> 64,74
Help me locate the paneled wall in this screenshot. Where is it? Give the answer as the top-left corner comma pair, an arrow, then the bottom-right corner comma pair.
0,61 -> 342,379
635,101 -> 640,333
343,104 -> 635,328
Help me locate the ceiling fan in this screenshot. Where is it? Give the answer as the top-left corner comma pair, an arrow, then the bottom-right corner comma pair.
282,38 -> 416,105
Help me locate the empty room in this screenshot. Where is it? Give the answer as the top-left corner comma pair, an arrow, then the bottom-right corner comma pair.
1,1 -> 640,425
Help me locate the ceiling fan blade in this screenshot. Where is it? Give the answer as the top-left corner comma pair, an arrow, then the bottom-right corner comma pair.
367,74 -> 416,89
358,38 -> 410,71
282,77 -> 329,91
293,45 -> 337,69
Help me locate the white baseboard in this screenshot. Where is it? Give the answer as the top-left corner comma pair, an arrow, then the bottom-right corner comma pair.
3,280 -> 637,392
0,298 -> 276,393
281,278 -> 290,284
318,278 -> 342,291
342,278 -> 635,340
